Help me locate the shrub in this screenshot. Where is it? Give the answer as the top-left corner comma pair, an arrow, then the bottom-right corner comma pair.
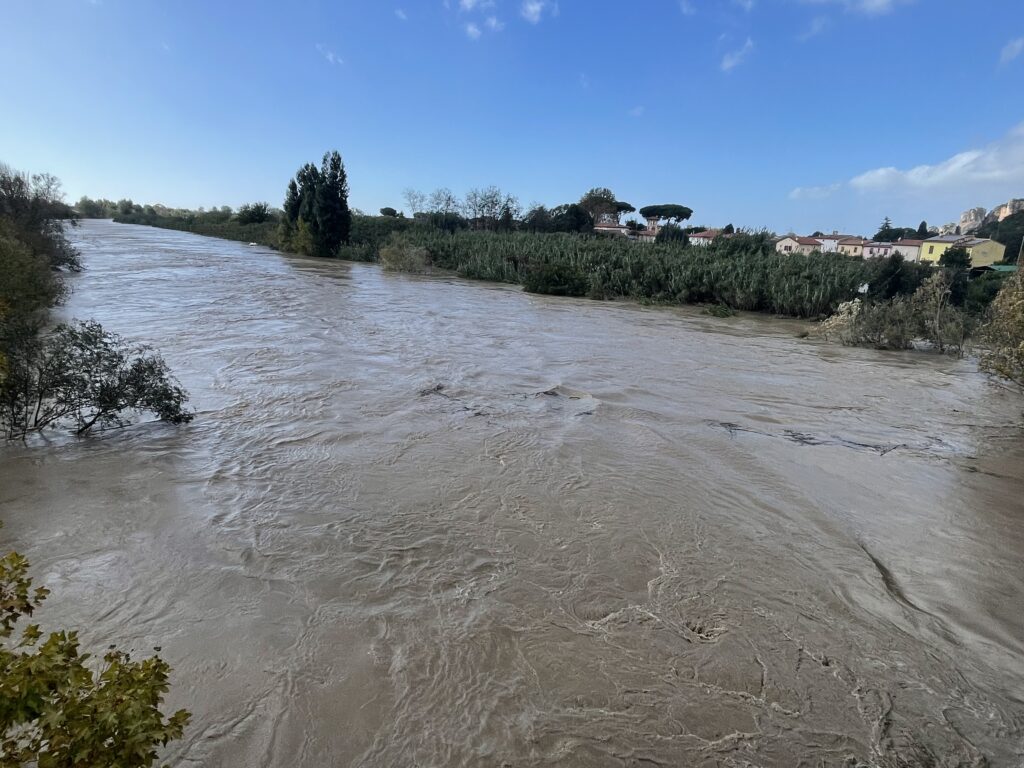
379,236 -> 431,273
0,539 -> 189,765
980,270 -> 1024,388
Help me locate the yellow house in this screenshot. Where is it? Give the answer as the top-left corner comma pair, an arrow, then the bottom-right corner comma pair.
838,237 -> 866,257
921,236 -> 1006,267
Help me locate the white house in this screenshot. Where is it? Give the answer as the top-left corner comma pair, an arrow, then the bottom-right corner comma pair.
688,229 -> 720,247
814,232 -> 855,253
863,241 -> 896,259
775,236 -> 823,255
893,239 -> 925,262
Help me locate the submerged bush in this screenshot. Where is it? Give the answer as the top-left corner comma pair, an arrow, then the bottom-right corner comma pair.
818,273 -> 971,356
379,236 -> 431,273
0,320 -> 194,439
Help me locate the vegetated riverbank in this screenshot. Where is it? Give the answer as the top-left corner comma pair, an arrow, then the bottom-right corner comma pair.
116,210 -> 944,319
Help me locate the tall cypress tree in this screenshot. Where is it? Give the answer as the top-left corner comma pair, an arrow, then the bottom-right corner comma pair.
313,151 -> 351,258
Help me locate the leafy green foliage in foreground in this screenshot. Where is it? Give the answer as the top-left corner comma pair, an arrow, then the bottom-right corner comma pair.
0,542 -> 189,766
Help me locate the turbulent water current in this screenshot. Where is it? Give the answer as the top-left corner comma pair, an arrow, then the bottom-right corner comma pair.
2,220 -> 1023,766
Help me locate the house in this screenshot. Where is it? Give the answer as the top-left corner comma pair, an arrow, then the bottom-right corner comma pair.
774,237 -> 823,256
688,229 -> 721,247
921,235 -> 1006,267
815,232 -> 856,253
893,239 -> 926,262
838,237 -> 867,257
592,213 -> 631,238
863,241 -> 896,259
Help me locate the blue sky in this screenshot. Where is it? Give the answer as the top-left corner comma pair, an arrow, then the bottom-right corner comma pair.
2,0 -> 1023,234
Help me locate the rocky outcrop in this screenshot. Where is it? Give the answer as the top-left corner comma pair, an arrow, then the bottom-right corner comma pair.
957,199 -> 1023,234
959,207 -> 986,234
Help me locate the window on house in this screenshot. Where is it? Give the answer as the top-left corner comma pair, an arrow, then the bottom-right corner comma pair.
929,246 -> 934,254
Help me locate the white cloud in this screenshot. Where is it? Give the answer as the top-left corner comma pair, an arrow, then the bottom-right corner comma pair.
734,0 -> 754,11
485,15 -> 504,30
521,0 -> 546,23
580,73 -> 590,89
460,0 -> 479,9
790,184 -> 840,200
315,44 -> 343,65
798,16 -> 829,41
679,0 -> 697,15
395,8 -> 407,21
628,105 -> 645,118
790,123 -> 1024,200
465,22 -> 482,39
1001,36 -> 1024,65
721,37 -> 753,72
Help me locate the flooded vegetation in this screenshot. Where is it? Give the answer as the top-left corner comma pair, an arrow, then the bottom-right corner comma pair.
2,221 -> 1023,765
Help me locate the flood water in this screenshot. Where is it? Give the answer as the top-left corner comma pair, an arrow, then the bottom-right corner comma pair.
2,219 -> 1024,766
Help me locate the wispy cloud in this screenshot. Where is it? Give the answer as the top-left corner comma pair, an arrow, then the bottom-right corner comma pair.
485,15 -> 504,31
798,16 -> 829,41
800,0 -> 905,15
790,183 -> 841,200
721,37 -> 753,72
679,0 -> 697,15
465,21 -> 482,39
395,8 -> 407,21
580,73 -> 590,89
521,0 -> 553,24
790,122 -> 1024,200
315,43 -> 343,65
628,105 -> 645,118
1001,36 -> 1024,65
734,0 -> 754,11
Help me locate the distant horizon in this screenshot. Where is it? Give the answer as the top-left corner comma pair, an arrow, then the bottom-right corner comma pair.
3,0 -> 1023,235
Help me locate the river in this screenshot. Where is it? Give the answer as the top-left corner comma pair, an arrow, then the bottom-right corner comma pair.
2,219 -> 1023,766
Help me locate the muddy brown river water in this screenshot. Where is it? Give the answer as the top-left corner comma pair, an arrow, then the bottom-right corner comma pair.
2,220 -> 1024,766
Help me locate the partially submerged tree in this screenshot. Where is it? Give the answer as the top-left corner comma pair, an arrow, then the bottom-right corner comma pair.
0,536 -> 189,765
0,320 -> 194,439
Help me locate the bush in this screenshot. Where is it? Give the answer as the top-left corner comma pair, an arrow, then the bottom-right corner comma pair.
1,320 -> 194,439
379,236 -> 431,273
523,261 -> 588,297
980,270 -> 1024,388
1,539 -> 189,765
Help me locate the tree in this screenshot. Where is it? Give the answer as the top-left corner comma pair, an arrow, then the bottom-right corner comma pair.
549,203 -> 593,234
117,198 -> 136,216
639,204 -> 693,224
938,245 -> 971,270
579,188 -> 633,224
0,540 -> 189,765
313,150 -> 351,257
722,223 -> 735,235
980,270 -> 1024,388
522,204 -> 553,233
236,202 -> 271,224
427,188 -> 460,216
379,207 -> 399,218
402,188 -> 427,215
977,211 -> 1024,264
0,320 -> 194,439
917,220 -> 929,238
279,152 -> 350,257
